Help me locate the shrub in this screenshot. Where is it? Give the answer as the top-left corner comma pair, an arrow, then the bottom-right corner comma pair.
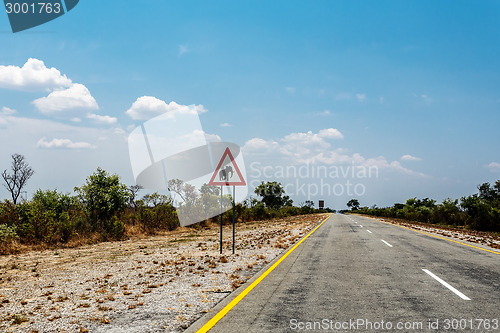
74,168 -> 129,237
251,202 -> 268,220
0,201 -> 17,226
139,203 -> 178,233
357,181 -> 500,232
0,224 -> 18,242
0,224 -> 19,254
280,205 -> 300,217
15,190 -> 85,244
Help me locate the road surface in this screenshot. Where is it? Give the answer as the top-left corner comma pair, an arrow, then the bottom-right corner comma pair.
188,214 -> 500,332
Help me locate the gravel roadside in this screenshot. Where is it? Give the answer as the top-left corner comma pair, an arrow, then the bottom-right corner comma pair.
0,213 -> 329,332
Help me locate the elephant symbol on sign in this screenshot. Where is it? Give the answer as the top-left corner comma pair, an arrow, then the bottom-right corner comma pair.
219,165 -> 234,181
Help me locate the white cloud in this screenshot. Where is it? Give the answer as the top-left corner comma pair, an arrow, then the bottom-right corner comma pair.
413,93 -> 433,105
243,128 -> 426,177
487,162 -> 500,173
317,151 -> 424,176
204,132 -> 222,143
125,96 -> 207,120
359,157 -> 425,177
220,122 -> 232,127
244,128 -> 343,163
317,110 -> 330,116
281,132 -> 328,155
178,44 -> 188,57
0,59 -> 107,123
36,137 -> 96,149
277,129 -> 344,161
0,108 -> 16,127
114,127 -> 126,135
0,58 -> 72,91
1,106 -> 17,115
285,87 -> 296,94
87,113 -> 118,124
281,128 -> 343,148
305,150 -> 359,165
32,83 -> 99,114
356,93 -> 366,102
421,94 -> 432,105
242,138 -> 280,153
401,154 -> 421,161
318,128 -> 344,139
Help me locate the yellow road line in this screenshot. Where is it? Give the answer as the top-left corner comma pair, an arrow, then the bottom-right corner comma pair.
363,216 -> 500,255
197,214 -> 332,333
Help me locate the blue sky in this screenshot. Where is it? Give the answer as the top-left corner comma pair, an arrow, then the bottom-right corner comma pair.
1,1 -> 500,209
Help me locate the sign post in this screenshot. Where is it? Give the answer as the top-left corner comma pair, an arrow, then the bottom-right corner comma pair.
220,186 -> 223,254
232,185 -> 235,254
208,147 -> 246,255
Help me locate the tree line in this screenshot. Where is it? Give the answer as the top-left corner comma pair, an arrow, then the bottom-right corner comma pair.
346,180 -> 500,232
0,154 -> 323,253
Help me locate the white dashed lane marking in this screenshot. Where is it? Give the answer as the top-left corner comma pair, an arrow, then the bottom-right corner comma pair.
422,269 -> 471,300
381,239 -> 393,247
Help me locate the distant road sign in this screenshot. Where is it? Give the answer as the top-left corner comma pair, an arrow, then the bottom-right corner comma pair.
208,147 -> 246,186
319,200 -> 324,209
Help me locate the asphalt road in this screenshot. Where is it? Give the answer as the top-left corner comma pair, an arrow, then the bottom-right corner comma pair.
190,214 -> 500,332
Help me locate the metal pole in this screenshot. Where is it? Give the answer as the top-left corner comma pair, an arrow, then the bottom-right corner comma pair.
232,185 -> 235,254
220,185 -> 223,254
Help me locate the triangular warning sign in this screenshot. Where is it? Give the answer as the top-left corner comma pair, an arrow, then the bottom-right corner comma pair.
208,147 -> 246,186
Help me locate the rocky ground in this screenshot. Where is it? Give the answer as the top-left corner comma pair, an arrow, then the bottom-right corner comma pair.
360,215 -> 500,249
0,214 -> 328,333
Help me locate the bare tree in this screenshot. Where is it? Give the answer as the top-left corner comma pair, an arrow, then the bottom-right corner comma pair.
168,179 -> 186,204
167,179 -> 200,206
182,183 -> 199,206
2,154 -> 34,204
127,184 -> 144,208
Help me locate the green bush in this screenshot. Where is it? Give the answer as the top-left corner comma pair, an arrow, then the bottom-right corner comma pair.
139,202 -> 178,233
74,168 -> 130,237
0,224 -> 18,242
430,199 -> 465,226
14,190 -> 85,244
251,202 -> 268,220
356,181 -> 500,232
280,205 -> 300,217
0,224 -> 19,254
0,170 -> 326,247
105,216 -> 125,240
0,201 -> 17,226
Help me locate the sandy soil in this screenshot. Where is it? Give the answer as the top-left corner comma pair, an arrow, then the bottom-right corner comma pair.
0,213 -> 328,332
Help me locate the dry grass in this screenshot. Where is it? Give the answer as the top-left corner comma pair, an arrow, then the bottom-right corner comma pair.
0,240 -> 21,255
219,256 -> 228,263
77,303 -> 91,308
0,213 -> 329,332
11,314 -> 29,325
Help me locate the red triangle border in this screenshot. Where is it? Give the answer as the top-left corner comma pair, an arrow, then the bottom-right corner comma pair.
208,147 -> 246,186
